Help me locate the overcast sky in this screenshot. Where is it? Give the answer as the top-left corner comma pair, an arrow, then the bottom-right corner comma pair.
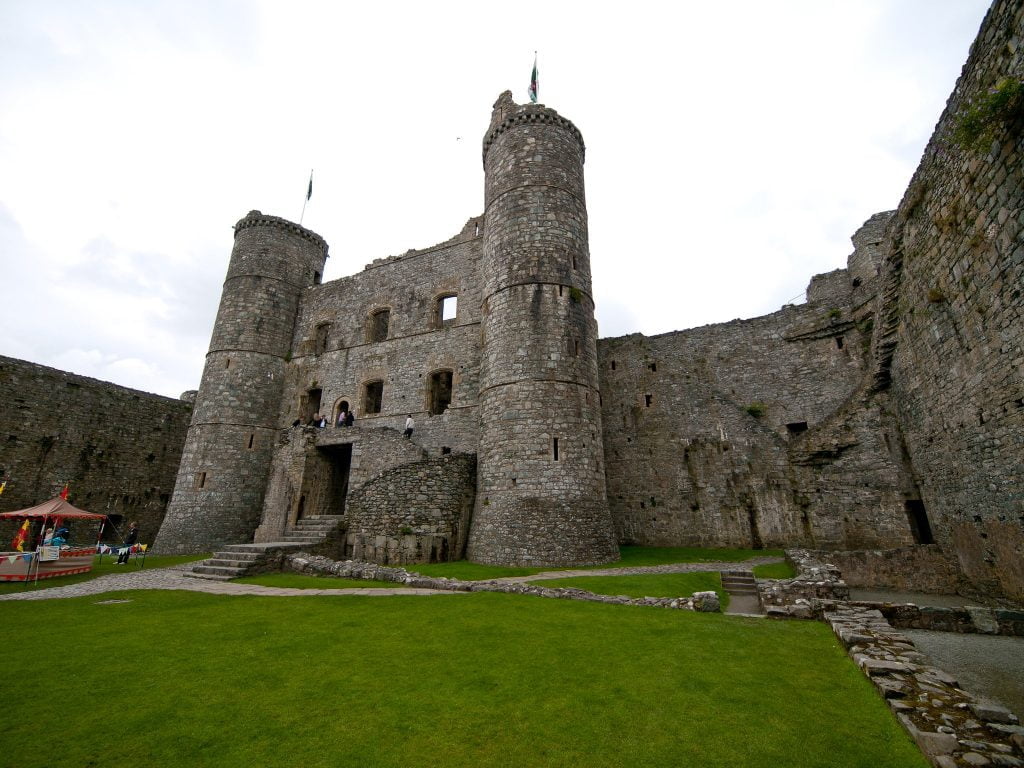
0,0 -> 991,399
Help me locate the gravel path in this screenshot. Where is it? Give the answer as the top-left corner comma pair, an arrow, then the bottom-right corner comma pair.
0,556 -> 784,601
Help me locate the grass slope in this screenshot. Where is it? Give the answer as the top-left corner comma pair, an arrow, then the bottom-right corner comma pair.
0,591 -> 926,768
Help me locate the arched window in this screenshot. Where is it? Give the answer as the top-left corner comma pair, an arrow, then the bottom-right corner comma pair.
333,399 -> 350,426
435,294 -> 457,328
367,309 -> 390,343
363,381 -> 384,415
427,370 -> 454,415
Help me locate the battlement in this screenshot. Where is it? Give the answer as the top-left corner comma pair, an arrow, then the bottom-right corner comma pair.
234,210 -> 329,258
482,95 -> 585,164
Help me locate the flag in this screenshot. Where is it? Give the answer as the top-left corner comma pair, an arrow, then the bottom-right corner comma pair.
11,520 -> 29,552
60,484 -> 69,500
0,480 -> 6,495
306,172 -> 313,201
528,54 -> 539,103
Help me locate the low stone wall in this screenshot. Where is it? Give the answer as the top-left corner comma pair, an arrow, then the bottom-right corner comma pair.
810,545 -> 962,594
825,605 -> 1023,767
852,602 -> 1024,638
759,549 -> 851,618
284,553 -> 721,612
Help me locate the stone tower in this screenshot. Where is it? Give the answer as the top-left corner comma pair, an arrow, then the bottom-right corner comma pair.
467,92 -> 619,566
155,211 -> 328,553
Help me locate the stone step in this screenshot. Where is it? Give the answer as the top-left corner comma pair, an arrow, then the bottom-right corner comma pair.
202,561 -> 252,573
192,564 -> 249,577
182,571 -> 235,582
211,550 -> 260,561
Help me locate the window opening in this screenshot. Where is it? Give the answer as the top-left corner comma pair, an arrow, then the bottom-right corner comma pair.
438,295 -> 458,327
334,399 -> 350,425
644,394 -> 652,407
611,360 -> 616,370
300,388 -> 322,424
835,336 -> 844,349
368,309 -> 390,342
428,370 -> 454,415
905,500 -> 934,544
247,433 -> 256,450
313,271 -> 322,285
571,254 -> 577,270
224,358 -> 231,370
364,380 -> 384,415
194,472 -> 207,490
441,446 -> 451,455
649,362 -> 657,372
552,437 -> 559,461
573,340 -> 580,357
786,422 -> 808,435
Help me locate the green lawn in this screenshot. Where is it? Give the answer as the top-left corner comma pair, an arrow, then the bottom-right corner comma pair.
410,546 -> 785,581
0,590 -> 926,768
533,571 -> 728,607
0,553 -> 208,593
753,561 -> 797,579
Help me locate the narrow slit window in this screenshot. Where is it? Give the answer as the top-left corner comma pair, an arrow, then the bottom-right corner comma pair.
194,472 -> 207,490
552,437 -> 559,461
644,394 -> 653,407
247,433 -> 256,450
611,360 -> 617,370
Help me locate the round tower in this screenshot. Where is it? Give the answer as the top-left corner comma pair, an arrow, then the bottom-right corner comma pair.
467,92 -> 619,566
155,211 -> 328,553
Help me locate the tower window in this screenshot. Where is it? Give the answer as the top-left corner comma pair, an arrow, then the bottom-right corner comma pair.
368,309 -> 390,343
644,394 -> 653,407
247,433 -> 256,450
313,271 -> 322,285
364,380 -> 384,415
649,362 -> 657,372
552,437 -> 559,461
835,336 -> 844,349
194,472 -> 208,490
611,360 -> 616,370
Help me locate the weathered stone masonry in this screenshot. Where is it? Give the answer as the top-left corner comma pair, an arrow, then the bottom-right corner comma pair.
0,356 -> 192,543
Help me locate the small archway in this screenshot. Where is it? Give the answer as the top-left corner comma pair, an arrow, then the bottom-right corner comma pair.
333,399 -> 351,425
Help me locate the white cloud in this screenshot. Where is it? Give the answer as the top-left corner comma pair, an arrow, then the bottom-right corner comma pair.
0,0 -> 992,396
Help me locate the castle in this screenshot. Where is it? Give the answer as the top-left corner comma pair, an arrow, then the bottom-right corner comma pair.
2,0 -> 1021,599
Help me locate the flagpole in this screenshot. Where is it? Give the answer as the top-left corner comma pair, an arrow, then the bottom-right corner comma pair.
300,169 -> 313,226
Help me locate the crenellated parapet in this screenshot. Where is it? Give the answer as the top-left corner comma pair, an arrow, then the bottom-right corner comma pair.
482,102 -> 585,165
234,210 -> 329,259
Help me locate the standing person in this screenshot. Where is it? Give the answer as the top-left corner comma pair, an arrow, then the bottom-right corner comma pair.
404,414 -> 415,439
336,409 -> 347,428
117,522 -> 138,565
345,409 -> 354,427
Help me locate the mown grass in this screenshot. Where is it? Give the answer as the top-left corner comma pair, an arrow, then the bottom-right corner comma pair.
533,572 -> 728,607
0,590 -> 927,768
754,561 -> 797,579
0,553 -> 208,593
410,545 -> 784,581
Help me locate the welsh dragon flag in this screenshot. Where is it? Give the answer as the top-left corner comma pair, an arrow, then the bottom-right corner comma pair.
11,520 -> 29,552
528,54 -> 539,103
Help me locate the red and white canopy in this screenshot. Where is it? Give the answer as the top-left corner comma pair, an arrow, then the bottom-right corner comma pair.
0,497 -> 106,520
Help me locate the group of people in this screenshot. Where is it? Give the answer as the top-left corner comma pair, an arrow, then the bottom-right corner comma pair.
290,409 -> 415,438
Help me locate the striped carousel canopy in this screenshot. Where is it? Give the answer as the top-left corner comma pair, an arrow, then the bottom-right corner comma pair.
0,497 -> 106,520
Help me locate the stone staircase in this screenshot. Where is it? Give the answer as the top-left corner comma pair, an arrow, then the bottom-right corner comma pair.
721,570 -> 764,615
185,514 -> 347,581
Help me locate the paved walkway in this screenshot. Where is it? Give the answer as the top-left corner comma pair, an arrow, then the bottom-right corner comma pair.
0,557 -> 784,602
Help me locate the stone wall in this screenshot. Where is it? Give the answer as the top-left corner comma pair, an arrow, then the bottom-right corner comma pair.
814,545 -> 963,594
871,0 -> 1024,601
596,234 -> 912,550
281,216 -> 484,458
0,355 -> 192,544
340,453 -> 476,564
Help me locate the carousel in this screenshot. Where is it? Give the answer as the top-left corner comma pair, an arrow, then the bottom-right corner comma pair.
0,497 -> 108,582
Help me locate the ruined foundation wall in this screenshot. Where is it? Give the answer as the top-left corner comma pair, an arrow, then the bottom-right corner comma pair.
874,0 -> 1024,600
0,356 -> 192,543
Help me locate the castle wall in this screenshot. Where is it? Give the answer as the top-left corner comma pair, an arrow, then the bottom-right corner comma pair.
0,356 -> 192,544
281,217 -> 484,457
598,249 -> 912,550
873,0 -> 1024,600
